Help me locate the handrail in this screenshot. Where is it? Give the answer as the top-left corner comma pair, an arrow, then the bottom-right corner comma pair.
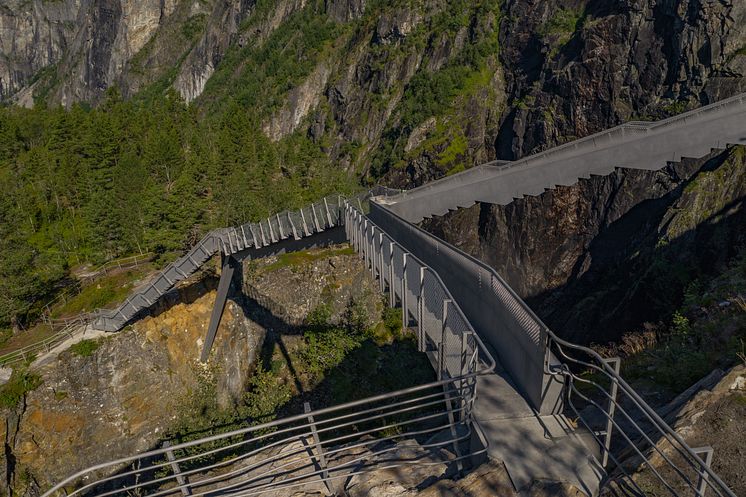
367,194 -> 737,496
386,92 -> 746,203
40,252 -> 154,317
546,333 -> 736,497
40,193 -> 495,497
0,318 -> 87,367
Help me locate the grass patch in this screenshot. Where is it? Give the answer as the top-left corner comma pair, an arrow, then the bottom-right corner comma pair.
181,14 -> 208,41
0,323 -> 55,357
258,246 -> 356,273
69,339 -> 99,358
0,370 -> 42,409
51,265 -> 153,317
540,7 -> 585,56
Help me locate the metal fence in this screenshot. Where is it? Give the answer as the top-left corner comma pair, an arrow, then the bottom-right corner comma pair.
39,253 -> 154,322
346,204 -> 488,385
40,381 -> 486,497
39,199 -> 495,497
0,317 -> 87,368
547,336 -> 737,497
367,196 -> 737,497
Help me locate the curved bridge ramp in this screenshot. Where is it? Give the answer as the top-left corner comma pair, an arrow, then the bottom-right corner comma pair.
93,195 -> 347,332
385,92 -> 746,223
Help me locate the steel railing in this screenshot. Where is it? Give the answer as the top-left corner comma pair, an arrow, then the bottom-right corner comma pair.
547,335 -> 736,497
39,196 -> 496,497
365,192 -> 737,496
0,317 -> 87,367
387,92 -> 746,204
39,253 -> 154,320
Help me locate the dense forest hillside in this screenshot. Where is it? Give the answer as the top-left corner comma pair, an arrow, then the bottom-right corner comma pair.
1,0 -> 745,334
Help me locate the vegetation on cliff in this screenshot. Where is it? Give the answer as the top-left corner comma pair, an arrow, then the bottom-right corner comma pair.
0,0 -> 508,333
0,92 -> 352,331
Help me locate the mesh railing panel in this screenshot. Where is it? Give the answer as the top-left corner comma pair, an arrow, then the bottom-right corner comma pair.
381,234 -> 393,289
488,273 -> 543,346
443,302 -> 472,379
289,210 -> 304,236
268,216 -> 282,241
391,244 -> 406,301
405,256 -> 424,322
421,269 -> 448,351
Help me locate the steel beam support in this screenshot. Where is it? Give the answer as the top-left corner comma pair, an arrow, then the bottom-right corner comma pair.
200,255 -> 236,362
693,446 -> 714,497
162,441 -> 192,496
602,357 -> 621,467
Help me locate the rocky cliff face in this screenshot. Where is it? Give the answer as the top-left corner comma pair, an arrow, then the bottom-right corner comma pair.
0,277 -> 264,495
423,146 -> 746,343
496,0 -> 746,159
3,1 -> 744,184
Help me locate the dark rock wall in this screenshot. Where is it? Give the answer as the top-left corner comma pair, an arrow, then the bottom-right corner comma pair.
497,0 -> 746,160
423,146 -> 746,343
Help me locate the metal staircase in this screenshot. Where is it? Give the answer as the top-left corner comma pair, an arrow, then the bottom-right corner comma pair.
35,95 -> 746,497
93,195 -> 347,331
383,92 -> 746,223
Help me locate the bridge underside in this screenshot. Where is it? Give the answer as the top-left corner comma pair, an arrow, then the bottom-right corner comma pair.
200,226 -> 347,362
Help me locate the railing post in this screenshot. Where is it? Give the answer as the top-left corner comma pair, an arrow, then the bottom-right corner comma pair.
692,446 -> 714,497
401,253 -> 408,330
323,198 -> 333,227
389,242 -> 395,307
363,220 -> 370,269
417,267 -> 425,352
299,208 -> 311,236
162,441 -> 191,496
378,233 -> 384,293
304,402 -> 334,496
440,299 -> 451,379
602,357 -> 621,467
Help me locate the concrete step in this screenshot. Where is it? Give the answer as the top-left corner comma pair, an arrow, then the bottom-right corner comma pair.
479,413 -> 604,496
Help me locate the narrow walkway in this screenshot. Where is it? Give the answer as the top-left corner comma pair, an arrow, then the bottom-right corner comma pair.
471,353 -> 603,495
31,325 -> 107,369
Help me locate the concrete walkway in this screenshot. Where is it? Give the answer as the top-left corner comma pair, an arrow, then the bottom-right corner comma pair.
472,357 -> 603,495
31,325 -> 108,369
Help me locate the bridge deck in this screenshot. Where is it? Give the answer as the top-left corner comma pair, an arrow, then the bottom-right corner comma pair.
472,353 -> 603,494
386,94 -> 746,222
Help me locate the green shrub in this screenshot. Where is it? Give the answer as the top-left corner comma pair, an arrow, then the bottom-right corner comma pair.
0,370 -> 42,409
671,312 -> 691,337
69,339 -> 99,357
244,366 -> 292,423
382,306 -> 402,335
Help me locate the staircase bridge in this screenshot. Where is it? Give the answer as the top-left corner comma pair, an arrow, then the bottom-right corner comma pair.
39,93 -> 746,497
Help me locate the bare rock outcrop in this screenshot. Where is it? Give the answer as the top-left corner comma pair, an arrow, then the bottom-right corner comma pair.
423,146 -> 746,343
0,278 -> 264,495
630,365 -> 746,497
